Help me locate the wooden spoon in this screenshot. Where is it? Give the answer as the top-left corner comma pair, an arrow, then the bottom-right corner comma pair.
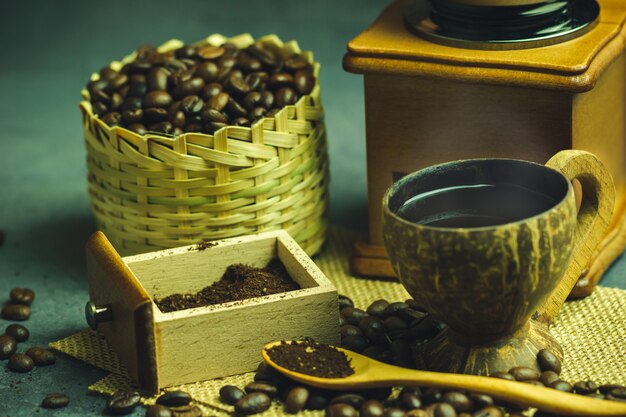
262,341 -> 626,417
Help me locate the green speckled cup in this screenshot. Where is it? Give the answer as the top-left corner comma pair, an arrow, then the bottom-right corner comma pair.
382,150 -> 614,374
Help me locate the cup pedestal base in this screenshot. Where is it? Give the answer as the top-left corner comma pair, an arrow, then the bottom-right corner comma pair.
414,319 -> 562,375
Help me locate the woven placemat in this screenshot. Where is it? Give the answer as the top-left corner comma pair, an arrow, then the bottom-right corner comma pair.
50,226 -> 626,416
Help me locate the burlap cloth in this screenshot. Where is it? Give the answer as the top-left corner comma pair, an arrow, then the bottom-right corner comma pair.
50,226 -> 626,416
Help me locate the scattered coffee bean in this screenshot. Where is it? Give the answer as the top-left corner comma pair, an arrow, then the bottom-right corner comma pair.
41,393 -> 70,409
508,366 -> 540,381
1,303 -> 31,321
0,335 -> 17,359
600,384 -> 625,394
539,370 -> 560,386
327,403 -> 358,417
489,372 -> 515,381
106,390 -> 141,415
235,392 -> 272,415
330,393 -> 365,409
9,288 -> 35,305
220,384 -> 245,405
384,407 -> 406,417
26,347 -> 56,366
549,380 -> 573,392
573,380 -> 599,394
608,387 -> 626,400
146,404 -> 173,417
285,386 -> 309,413
156,390 -> 192,407
472,406 -> 503,417
169,404 -> 202,417
433,402 -> 457,417
245,381 -> 279,398
468,394 -> 493,409
399,392 -> 422,410
537,349 -> 561,374
8,353 -> 34,372
443,392 -> 472,413
361,400 -> 385,417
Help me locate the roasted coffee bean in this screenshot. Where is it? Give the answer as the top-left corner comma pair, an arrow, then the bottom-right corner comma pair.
219,385 -> 245,405
384,407 -> 406,417
422,388 -> 443,405
175,46 -> 195,59
122,109 -> 144,124
172,77 -> 205,100
406,410 -> 428,417
226,74 -> 250,97
468,394 -> 493,409
127,82 -> 148,98
600,384 -> 625,394
1,304 -> 31,321
536,349 -> 561,374
509,366 -> 540,381
156,390 -> 192,407
143,90 -> 173,108
549,380 -> 573,392
101,112 -> 122,126
399,392 -> 421,410
128,123 -> 147,135
197,45 -> 225,60
245,381 -> 279,398
330,393 -> 365,409
235,392 -> 272,415
384,316 -> 408,331
359,400 -> 384,417
433,403 -> 457,417
305,391 -> 328,410
180,95 -> 204,115
93,101 -> 109,116
246,72 -> 268,91
242,91 -> 262,111
203,122 -> 227,134
201,108 -> 228,124
164,59 -> 188,72
383,302 -> 410,317
443,392 -> 472,413
148,68 -> 169,91
525,380 -> 545,387
107,74 -> 129,92
41,393 -> 70,409
586,393 -> 606,399
171,405 -> 202,417
285,55 -> 309,72
259,91 -> 275,109
472,407 -> 503,417
539,370 -> 560,386
338,295 -> 354,309
606,387 -> 626,400
247,44 -> 279,69
294,70 -> 315,95
326,403 -> 358,417
5,324 -> 29,342
249,107 -> 267,121
110,93 -> 123,109
573,380 -> 599,394
275,87 -> 297,107
341,324 -> 363,338
121,96 -> 143,112
150,121 -> 174,134
398,308 -> 427,322
106,390 -> 141,415
202,82 -> 223,100
170,110 -> 186,128
26,347 -> 56,366
8,353 -> 34,372
146,404 -> 173,417
0,335 -> 17,359
341,334 -> 370,353
490,371 -> 515,381
226,98 -> 248,118
207,92 -> 230,111
285,387 -> 309,414
232,117 -> 251,127
341,307 -> 368,324
359,316 -> 385,337
268,73 -> 294,90
144,107 -> 169,123
366,300 -> 390,317
195,62 -> 219,82
100,66 -> 118,80
169,69 -> 194,87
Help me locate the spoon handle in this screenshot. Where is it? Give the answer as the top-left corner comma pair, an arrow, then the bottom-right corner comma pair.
374,364 -> 626,417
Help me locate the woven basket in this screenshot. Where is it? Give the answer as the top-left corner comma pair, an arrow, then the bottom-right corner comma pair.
80,34 -> 328,256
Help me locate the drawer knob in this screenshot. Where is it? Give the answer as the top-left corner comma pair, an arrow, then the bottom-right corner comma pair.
85,302 -> 113,330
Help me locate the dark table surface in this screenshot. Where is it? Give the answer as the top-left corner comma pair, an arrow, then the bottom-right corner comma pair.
0,1 -> 624,416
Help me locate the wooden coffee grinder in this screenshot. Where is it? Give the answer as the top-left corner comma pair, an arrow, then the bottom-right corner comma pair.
345,0 -> 626,297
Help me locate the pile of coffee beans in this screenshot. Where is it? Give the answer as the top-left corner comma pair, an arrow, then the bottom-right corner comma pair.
215,295 -> 626,417
1,288 -> 57,374
86,40 -> 316,136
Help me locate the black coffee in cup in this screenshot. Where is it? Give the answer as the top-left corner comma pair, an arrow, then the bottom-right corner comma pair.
396,182 -> 559,228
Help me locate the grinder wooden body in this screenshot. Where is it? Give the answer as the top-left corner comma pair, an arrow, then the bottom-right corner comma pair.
344,0 -> 626,295
86,230 -> 339,394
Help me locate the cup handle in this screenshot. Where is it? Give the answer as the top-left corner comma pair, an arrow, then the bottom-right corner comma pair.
536,150 -> 615,324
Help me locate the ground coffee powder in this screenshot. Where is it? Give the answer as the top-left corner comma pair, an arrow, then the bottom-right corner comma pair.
155,259 -> 299,312
265,340 -> 354,378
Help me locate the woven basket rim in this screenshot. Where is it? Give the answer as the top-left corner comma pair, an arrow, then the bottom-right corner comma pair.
80,33 -> 322,143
